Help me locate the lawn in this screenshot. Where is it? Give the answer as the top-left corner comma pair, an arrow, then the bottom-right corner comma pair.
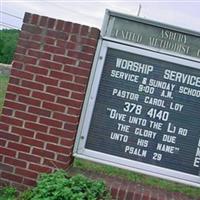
0,75 -> 9,113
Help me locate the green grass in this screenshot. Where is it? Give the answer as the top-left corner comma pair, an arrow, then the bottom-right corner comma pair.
74,158 -> 200,198
0,75 -> 9,113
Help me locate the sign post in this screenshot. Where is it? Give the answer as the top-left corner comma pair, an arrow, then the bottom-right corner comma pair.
74,10 -> 200,187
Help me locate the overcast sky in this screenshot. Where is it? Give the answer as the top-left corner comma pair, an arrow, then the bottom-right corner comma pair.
1,0 -> 200,33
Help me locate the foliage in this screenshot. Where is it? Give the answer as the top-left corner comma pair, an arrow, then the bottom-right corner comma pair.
0,29 -> 19,64
0,187 -> 16,200
19,170 -> 111,200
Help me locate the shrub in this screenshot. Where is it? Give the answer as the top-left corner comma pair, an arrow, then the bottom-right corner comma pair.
19,170 -> 111,200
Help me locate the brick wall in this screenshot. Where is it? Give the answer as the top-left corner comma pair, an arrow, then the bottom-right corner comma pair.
0,12 -> 100,189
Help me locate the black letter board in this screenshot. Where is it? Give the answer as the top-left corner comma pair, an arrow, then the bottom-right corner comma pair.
74,41 -> 200,187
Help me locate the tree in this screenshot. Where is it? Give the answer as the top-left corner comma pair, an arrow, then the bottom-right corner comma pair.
0,29 -> 19,64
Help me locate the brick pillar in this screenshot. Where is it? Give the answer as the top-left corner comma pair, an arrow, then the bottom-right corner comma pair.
0,12 -> 100,188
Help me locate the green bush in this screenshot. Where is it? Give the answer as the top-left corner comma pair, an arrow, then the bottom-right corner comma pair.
19,170 -> 111,200
0,187 -> 16,200
0,29 -> 19,64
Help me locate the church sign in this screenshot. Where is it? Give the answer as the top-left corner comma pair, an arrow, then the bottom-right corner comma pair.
74,10 -> 200,187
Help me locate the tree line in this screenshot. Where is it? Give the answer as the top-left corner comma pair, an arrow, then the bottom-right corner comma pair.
0,29 -> 19,64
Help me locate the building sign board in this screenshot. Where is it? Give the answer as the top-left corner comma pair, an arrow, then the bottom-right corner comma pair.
74,10 -> 200,187
103,10 -> 200,60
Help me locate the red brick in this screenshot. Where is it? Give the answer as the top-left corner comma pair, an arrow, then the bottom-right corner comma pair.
67,107 -> 80,116
63,65 -> 90,77
46,143 -> 71,154
2,108 -> 13,116
32,91 -> 55,102
42,101 -> 65,112
12,61 -> 24,70
29,163 -> 52,173
50,128 -> 75,138
72,23 -> 81,33
8,142 -> 30,153
31,34 -> 42,41
28,106 -> 51,117
32,147 -> 55,159
22,80 -> 44,91
25,64 -> 49,75
57,154 -> 71,163
27,49 -> 51,60
74,76 -> 88,85
4,157 -> 27,168
60,138 -> 74,147
1,115 -> 23,127
71,92 -> 85,101
56,39 -> 65,48
5,92 -> 17,101
53,55 -> 76,65
64,21 -> 72,32
23,12 -> 31,23
53,113 -> 78,124
36,132 -> 58,144
56,20 -> 64,31
43,158 -> 68,169
0,122 -> 9,131
81,38 -> 97,47
22,24 -> 42,35
9,76 -> 20,84
59,81 -> 85,93
57,97 -> 82,108
81,25 -> 89,35
50,70 -> 73,81
39,117 -> 62,128
15,46 -> 26,54
44,44 -> 65,55
12,126 -> 35,138
7,84 -> 31,96
0,147 -> 16,157
15,168 -> 38,179
4,100 -> 26,111
31,14 -> 39,25
39,16 -> 48,27
47,17 -> 56,29
66,42 -> 76,49
18,152 -> 41,163
68,51 -> 93,62
44,36 -> 55,45
0,138 -> 6,146
46,30 -> 64,39
18,39 -> 40,51
39,59 -> 62,70
11,68 -> 34,80
23,178 -> 37,186
25,122 -> 48,133
0,131 -> 20,142
64,122 -> 78,132
46,86 -> 70,97
15,111 -> 37,122
19,30 -> 31,40
18,96 -> 41,107
21,137 -> 44,148
82,45 -> 95,54
35,75 -> 58,86
89,27 -> 100,39
2,172 -> 23,183
0,163 -> 14,172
